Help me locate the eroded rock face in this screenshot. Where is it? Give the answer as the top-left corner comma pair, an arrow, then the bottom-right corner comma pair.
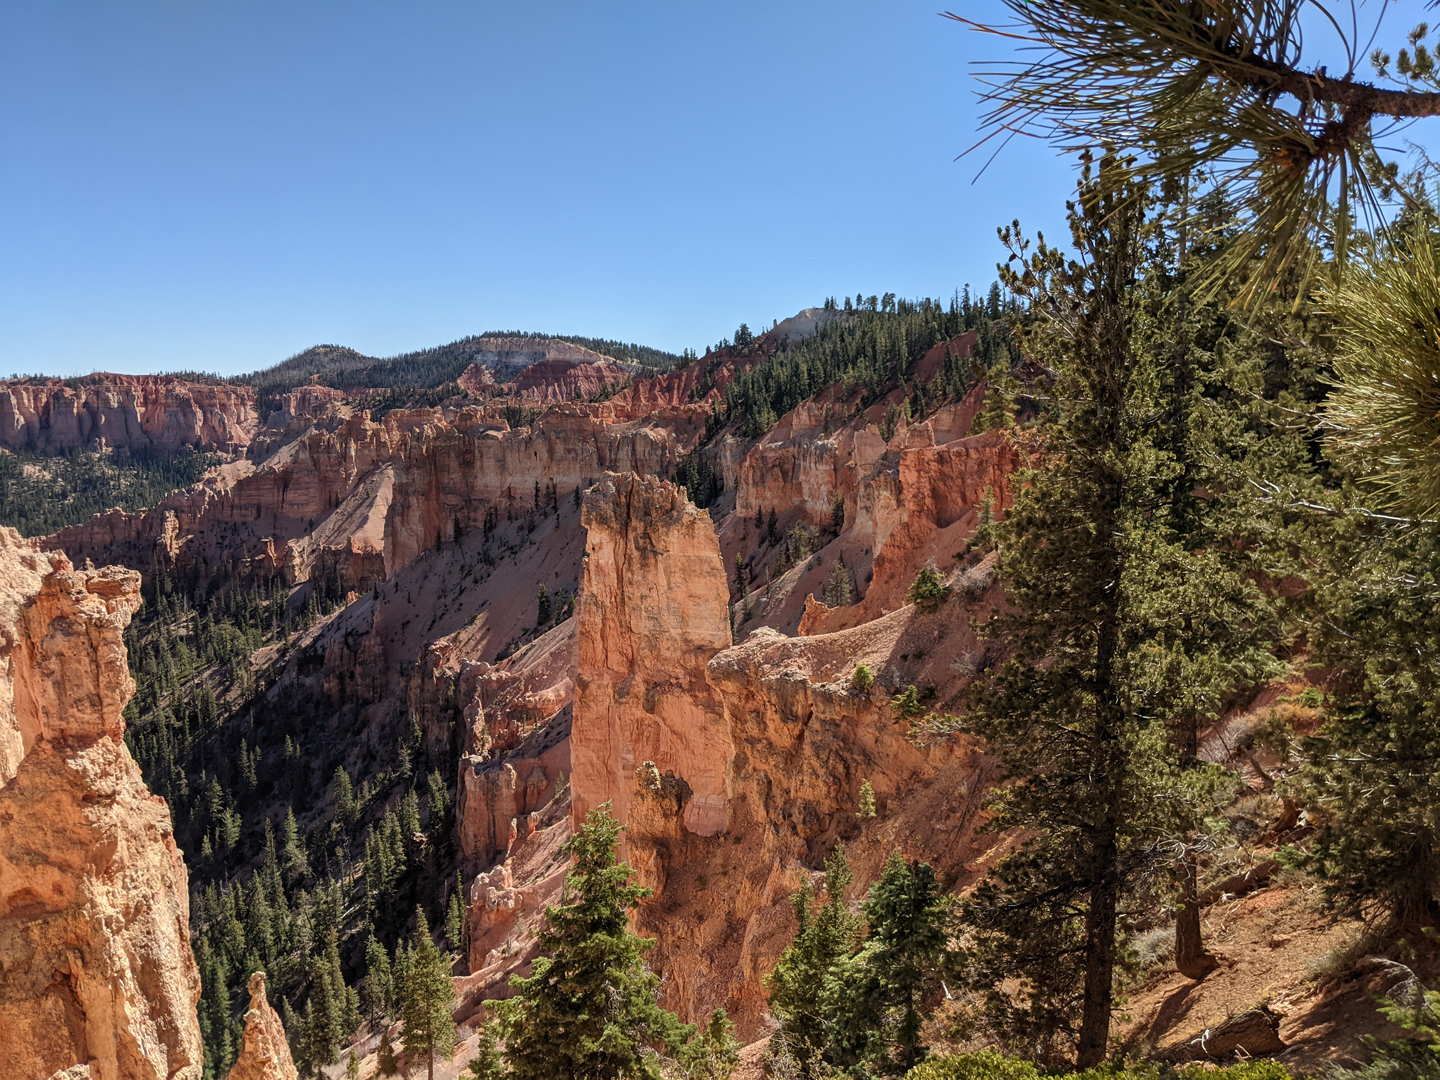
225,973 -> 296,1080
0,376 -> 257,456
571,473 -> 733,840
0,529 -> 202,1080
47,406 -> 689,598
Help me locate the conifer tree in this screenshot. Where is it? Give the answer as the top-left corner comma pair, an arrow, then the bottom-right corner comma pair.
401,909 -> 457,1080
332,766 -> 358,831
766,845 -> 861,1073
850,853 -> 955,1074
494,803 -> 694,1080
947,159 -> 1219,1066
377,1035 -> 400,1077
363,934 -> 394,1024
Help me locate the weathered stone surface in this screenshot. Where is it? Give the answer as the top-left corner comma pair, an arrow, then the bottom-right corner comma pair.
225,973 -> 296,1080
571,473 -> 733,840
0,376 -> 256,455
0,528 -> 202,1080
46,407 -> 689,597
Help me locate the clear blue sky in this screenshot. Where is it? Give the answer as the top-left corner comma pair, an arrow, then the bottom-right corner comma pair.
0,2 -> 1089,376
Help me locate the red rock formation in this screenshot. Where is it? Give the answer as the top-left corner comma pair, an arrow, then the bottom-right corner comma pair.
0,529 -> 202,1080
0,375 -> 257,456
509,359 -> 632,402
555,471 -> 1008,1033
571,473 -> 733,840
45,405 -> 689,594
225,973 -> 296,1080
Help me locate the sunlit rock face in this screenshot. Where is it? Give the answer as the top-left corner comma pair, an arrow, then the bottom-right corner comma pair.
0,528 -> 203,1080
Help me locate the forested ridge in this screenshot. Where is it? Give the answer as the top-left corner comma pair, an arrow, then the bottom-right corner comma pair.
239,331 -> 680,402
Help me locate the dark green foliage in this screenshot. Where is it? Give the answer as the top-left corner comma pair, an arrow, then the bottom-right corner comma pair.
903,1054 -> 1293,1080
377,1036 -> 400,1077
821,557 -> 852,608
1332,981 -> 1440,1080
240,333 -> 679,404
768,848 -> 955,1076
766,845 -> 862,1072
851,854 -> 955,1075
906,568 -> 947,611
363,934 -> 394,1024
401,909 -> 457,1080
492,803 -> 695,1080
1293,513 -> 1440,929
674,448 -> 724,509
937,162 -> 1279,1067
0,446 -> 221,537
120,556 -> 462,1076
536,583 -> 551,626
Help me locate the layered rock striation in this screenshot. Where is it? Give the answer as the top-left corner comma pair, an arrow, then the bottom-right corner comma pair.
0,376 -> 257,456
0,529 -> 202,1080
46,405 -> 690,594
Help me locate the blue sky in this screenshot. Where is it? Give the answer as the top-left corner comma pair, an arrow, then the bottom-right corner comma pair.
0,4 -> 1156,375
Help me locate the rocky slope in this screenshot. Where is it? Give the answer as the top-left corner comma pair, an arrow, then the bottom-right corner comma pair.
0,375 -> 258,456
0,529 -> 201,1080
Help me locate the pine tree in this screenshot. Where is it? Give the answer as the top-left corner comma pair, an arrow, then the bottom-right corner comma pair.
282,807 -> 310,884
945,160 -> 1219,1067
856,779 -> 876,821
377,1035 -> 400,1077
850,854 -> 955,1074
494,803 -> 695,1080
364,934 -> 394,1024
822,557 -> 852,608
536,583 -> 551,626
332,766 -> 358,831
427,769 -> 449,828
446,871 -> 467,959
766,845 -> 861,1072
401,909 -> 456,1080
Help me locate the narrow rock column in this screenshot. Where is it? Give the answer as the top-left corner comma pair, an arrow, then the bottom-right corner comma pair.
225,973 -> 297,1080
571,473 -> 733,838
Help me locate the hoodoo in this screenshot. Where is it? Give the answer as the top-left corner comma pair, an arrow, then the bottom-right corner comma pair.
0,530 -> 201,1080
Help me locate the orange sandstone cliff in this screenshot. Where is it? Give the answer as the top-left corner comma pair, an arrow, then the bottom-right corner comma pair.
0,375 -> 257,456
0,529 -> 202,1080
571,472 -> 734,840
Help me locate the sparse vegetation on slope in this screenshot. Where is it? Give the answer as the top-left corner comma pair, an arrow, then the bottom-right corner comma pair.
0,446 -> 221,536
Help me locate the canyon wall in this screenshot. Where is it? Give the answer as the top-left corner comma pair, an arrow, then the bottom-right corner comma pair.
45,405 -> 691,594
0,529 -> 202,1080
0,376 -> 257,456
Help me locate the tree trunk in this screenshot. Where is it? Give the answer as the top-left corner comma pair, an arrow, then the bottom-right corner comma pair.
1175,853 -> 1219,980
1077,838 -> 1120,1069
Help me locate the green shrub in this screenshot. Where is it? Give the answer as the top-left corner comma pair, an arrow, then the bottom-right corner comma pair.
908,567 -> 949,611
891,684 -> 924,718
904,1056 -> 1294,1080
852,663 -> 875,691
904,1052 -> 1039,1080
